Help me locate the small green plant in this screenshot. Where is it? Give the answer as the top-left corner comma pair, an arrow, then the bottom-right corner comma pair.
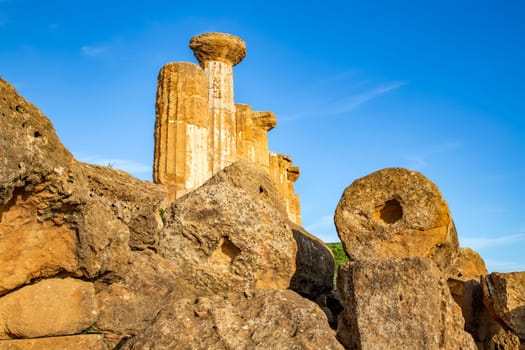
107,161 -> 114,168
159,208 -> 166,221
327,242 -> 349,281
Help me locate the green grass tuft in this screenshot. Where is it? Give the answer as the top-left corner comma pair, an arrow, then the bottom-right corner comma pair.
326,242 -> 349,281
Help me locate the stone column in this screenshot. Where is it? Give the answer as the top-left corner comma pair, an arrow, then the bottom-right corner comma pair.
287,165 -> 302,225
189,32 -> 246,174
252,111 -> 276,170
153,62 -> 208,201
269,152 -> 302,224
235,103 -> 255,162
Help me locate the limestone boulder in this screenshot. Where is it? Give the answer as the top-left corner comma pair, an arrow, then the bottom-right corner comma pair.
449,247 -> 488,283
94,251 -> 179,336
0,77 -> 73,205
157,160 -> 297,297
0,335 -> 107,350
336,257 -> 476,350
289,224 -> 335,300
334,167 -> 459,273
121,289 -> 344,350
482,272 -> 525,339
0,78 -> 81,294
0,78 -> 166,294
0,278 -> 97,339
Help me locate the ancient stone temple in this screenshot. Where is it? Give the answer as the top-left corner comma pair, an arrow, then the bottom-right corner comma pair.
153,32 -> 302,224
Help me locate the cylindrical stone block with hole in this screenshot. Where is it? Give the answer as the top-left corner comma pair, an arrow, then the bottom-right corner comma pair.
334,167 -> 459,273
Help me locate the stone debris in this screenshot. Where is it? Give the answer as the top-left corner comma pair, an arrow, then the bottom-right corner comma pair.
336,257 -> 477,350
121,289 -> 344,350
482,272 -> 525,339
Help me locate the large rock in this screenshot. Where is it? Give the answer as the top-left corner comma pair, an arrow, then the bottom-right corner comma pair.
0,278 -> 97,339
0,335 -> 108,350
94,251 -> 179,336
336,257 -> 476,349
0,78 -> 80,295
334,167 -> 459,272
0,77 -> 166,294
121,289 -> 344,350
482,272 -> 525,339
157,160 -> 297,297
289,224 -> 335,300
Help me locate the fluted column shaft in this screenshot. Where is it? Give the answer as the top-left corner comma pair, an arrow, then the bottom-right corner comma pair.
190,32 -> 246,174
153,62 -> 208,201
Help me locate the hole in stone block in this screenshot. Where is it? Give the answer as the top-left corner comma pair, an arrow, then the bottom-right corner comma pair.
34,131 -> 41,138
259,186 -> 265,194
210,236 -> 241,265
378,199 -> 403,224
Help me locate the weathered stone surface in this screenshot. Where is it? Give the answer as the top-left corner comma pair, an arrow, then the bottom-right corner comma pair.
94,251 -> 179,336
0,78 -> 73,205
482,272 -> 525,339
0,334 -> 107,350
1,78 -> 166,289
450,247 -> 488,283
0,278 -> 97,339
189,32 -> 246,67
453,279 -> 505,349
122,289 -> 344,350
334,167 -> 459,272
157,160 -> 297,297
153,62 -> 209,201
0,184 -> 80,295
336,257 -> 476,350
483,328 -> 522,350
0,78 -> 82,294
290,224 -> 335,300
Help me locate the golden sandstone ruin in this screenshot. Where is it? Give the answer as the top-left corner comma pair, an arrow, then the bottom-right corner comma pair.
153,32 -> 302,225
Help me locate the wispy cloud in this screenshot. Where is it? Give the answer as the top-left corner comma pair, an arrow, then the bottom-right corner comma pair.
461,233 -> 525,250
329,81 -> 406,115
81,44 -> 108,57
401,140 -> 462,170
279,72 -> 406,122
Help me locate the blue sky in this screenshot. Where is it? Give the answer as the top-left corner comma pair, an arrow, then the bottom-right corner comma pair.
1,1 -> 524,272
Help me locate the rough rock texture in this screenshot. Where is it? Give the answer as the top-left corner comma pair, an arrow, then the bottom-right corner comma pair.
0,278 -> 97,339
0,335 -> 108,350
94,251 -> 179,336
0,78 -> 81,294
121,289 -> 344,350
157,160 -> 297,297
336,257 -> 477,350
334,167 -> 459,273
289,224 -> 335,300
482,272 -> 525,339
189,32 -> 247,66
450,247 -> 489,283
485,328 -> 522,350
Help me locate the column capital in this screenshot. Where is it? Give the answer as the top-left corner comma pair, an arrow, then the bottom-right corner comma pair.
253,111 -> 277,131
189,32 -> 246,67
287,166 -> 300,182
